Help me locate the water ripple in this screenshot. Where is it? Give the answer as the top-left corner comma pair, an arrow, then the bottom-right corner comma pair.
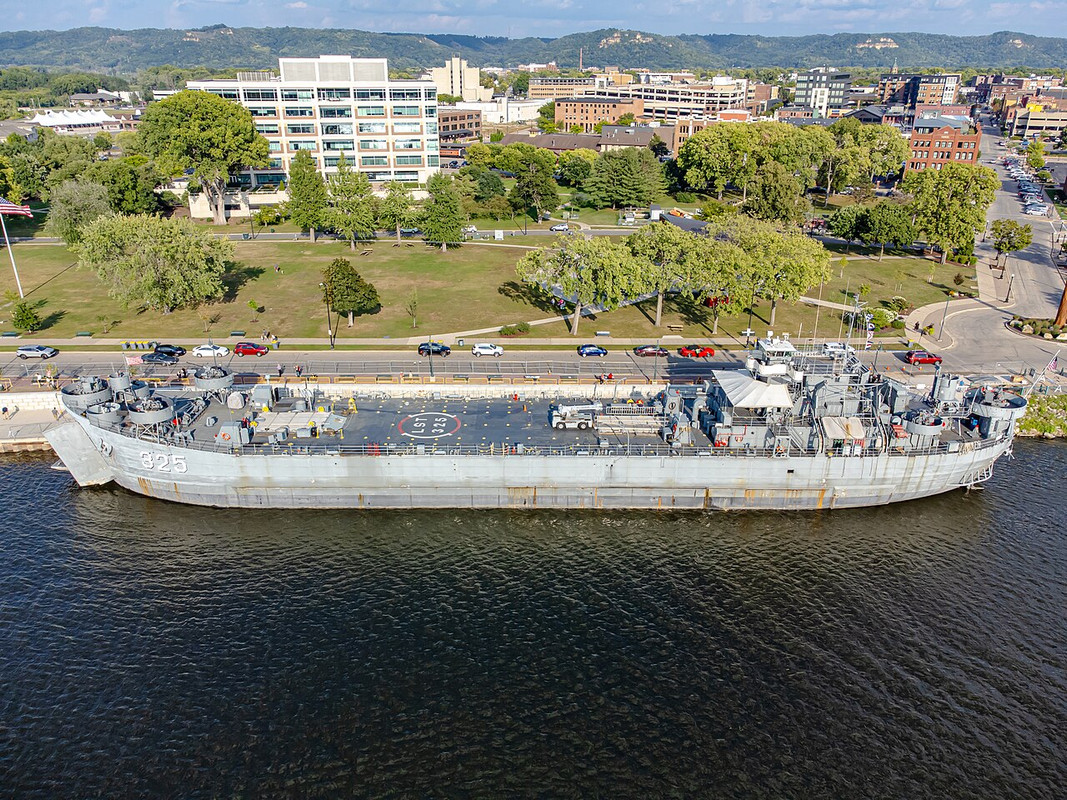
0,443 -> 1064,798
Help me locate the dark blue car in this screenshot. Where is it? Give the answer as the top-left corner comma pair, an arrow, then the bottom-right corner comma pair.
577,344 -> 608,357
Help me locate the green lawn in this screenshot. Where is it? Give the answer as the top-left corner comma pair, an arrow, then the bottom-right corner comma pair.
0,238 -> 974,343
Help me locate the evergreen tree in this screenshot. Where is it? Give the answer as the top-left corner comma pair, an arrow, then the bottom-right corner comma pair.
325,156 -> 375,250
286,150 -> 328,242
421,174 -> 464,252
583,148 -> 666,209
321,257 -> 380,328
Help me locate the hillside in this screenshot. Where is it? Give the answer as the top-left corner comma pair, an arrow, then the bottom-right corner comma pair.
0,26 -> 1066,74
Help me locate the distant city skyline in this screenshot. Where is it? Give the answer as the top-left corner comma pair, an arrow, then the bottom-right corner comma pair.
3,1 -> 1067,41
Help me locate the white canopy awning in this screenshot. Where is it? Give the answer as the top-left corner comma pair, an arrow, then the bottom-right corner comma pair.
822,416 -> 866,440
712,370 -> 794,409
30,109 -> 115,127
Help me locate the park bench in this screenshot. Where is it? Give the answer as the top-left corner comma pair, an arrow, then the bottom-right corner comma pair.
75,331 -> 92,337
666,324 -> 684,332
229,330 -> 246,337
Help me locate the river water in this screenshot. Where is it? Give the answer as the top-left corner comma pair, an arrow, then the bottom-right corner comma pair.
1,442 -> 1065,798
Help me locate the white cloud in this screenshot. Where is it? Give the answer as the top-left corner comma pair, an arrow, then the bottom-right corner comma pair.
285,1 -> 308,6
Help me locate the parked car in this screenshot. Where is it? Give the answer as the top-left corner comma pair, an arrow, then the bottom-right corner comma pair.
15,344 -> 58,359
462,225 -> 478,235
417,342 -> 451,357
1024,207 -> 1048,216
577,344 -> 608,357
154,344 -> 186,357
549,223 -> 570,232
234,341 -> 270,357
632,344 -> 669,357
471,343 -> 503,357
678,345 -> 715,358
140,351 -> 179,365
906,350 -> 943,365
399,227 -> 421,237
192,344 -> 229,358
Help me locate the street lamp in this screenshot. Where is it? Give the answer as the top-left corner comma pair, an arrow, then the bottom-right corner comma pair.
248,215 -> 256,240
428,334 -> 435,378
318,282 -> 334,349
938,295 -> 950,342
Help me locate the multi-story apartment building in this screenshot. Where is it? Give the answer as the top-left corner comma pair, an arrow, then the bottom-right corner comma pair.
186,56 -> 440,188
554,97 -> 644,133
528,77 -> 597,100
587,77 -> 748,122
795,68 -> 851,116
905,118 -> 979,172
878,73 -> 960,107
437,107 -> 482,141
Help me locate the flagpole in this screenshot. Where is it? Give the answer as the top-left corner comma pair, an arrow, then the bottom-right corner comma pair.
0,212 -> 24,299
1024,348 -> 1060,399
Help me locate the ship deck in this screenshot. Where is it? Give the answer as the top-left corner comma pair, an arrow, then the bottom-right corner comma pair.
175,393 -> 683,451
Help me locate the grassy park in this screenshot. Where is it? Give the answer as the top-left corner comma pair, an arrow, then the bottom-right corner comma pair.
0,236 -> 974,344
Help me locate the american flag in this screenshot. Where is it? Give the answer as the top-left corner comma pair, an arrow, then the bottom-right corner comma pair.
1047,354 -> 1059,372
0,197 -> 32,217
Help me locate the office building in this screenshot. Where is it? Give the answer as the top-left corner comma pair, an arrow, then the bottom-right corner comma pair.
429,56 -> 492,103
795,68 -> 851,116
186,56 -> 440,188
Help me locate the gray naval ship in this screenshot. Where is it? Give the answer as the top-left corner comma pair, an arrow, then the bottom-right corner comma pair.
45,337 -> 1028,510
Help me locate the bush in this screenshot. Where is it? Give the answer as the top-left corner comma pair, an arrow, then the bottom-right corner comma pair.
499,321 -> 531,336
870,308 -> 895,329
953,272 -> 965,286
891,319 -> 906,329
674,191 -> 697,203
888,296 -> 910,312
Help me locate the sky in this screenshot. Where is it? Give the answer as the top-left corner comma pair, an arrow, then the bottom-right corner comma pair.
1,0 -> 1063,40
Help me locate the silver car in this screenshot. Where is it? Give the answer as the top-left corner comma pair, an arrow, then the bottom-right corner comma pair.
15,345 -> 58,359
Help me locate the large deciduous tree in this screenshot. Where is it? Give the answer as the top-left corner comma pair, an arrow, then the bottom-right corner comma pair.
902,162 -> 998,264
325,156 -> 376,249
742,161 -> 809,225
138,90 -> 269,225
516,234 -> 642,335
44,179 -> 113,245
74,214 -> 231,313
861,201 -> 918,260
321,257 -> 380,327
627,222 -> 692,327
286,150 -> 328,242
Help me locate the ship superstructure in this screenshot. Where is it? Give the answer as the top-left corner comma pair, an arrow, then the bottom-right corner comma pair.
45,339 -> 1027,510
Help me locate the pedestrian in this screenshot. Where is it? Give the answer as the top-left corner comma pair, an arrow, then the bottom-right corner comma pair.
607,372 -> 613,381
295,364 -> 303,378
914,321 -> 920,333
276,363 -> 284,377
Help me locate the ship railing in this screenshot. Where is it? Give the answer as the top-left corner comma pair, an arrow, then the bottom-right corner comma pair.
91,418 -> 1011,458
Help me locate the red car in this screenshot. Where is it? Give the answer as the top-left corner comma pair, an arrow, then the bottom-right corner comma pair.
678,345 -> 715,358
906,350 -> 943,366
234,341 -> 270,357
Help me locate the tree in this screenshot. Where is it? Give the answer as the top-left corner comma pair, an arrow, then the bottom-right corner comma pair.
509,159 -> 559,221
861,202 -> 918,260
137,90 -> 269,225
516,235 -> 643,335
826,205 -> 865,253
648,134 -> 669,158
742,161 -> 808,224
627,222 -> 694,327
558,149 -> 598,187
11,300 -> 41,332
616,112 -> 636,126
74,214 -> 231,313
536,101 -> 558,133
902,162 -> 998,264
989,218 -> 1033,267
85,156 -> 163,215
325,156 -> 375,250
92,132 -> 112,152
709,217 -> 831,326
405,289 -> 418,329
322,257 -> 380,327
286,150 -> 328,242
377,181 -> 414,244
582,148 -> 666,209
421,174 -> 464,252
247,299 -> 259,322
1026,140 -> 1046,171
44,180 -> 113,245
682,237 -> 757,335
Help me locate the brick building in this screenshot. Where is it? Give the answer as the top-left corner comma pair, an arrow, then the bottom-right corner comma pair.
554,97 -> 644,133
437,107 -> 482,141
905,118 -> 979,172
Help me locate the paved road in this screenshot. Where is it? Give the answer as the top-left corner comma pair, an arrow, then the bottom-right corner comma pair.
928,117 -> 1066,375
